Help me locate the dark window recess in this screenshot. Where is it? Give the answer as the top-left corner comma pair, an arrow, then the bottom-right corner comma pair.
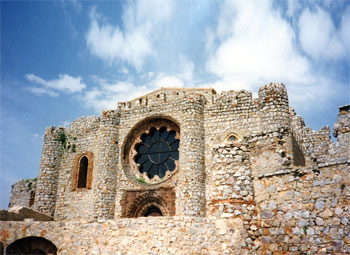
143,206 -> 163,217
134,127 -> 179,179
29,191 -> 35,207
6,237 -> 57,255
78,156 -> 88,188
292,135 -> 305,166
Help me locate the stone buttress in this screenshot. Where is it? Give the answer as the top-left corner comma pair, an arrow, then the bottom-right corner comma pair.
93,110 -> 120,219
33,127 -> 63,217
177,93 -> 206,216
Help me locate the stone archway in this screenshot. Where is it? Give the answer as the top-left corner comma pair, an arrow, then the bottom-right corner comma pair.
122,188 -> 175,218
6,237 -> 57,255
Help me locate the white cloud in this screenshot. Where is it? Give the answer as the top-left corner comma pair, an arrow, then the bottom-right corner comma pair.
27,86 -> 59,97
86,1 -> 175,70
81,77 -> 153,112
81,72 -> 189,113
178,55 -> 195,81
339,6 -> 350,54
286,0 -> 301,18
298,6 -> 349,60
25,74 -> 86,96
152,74 -> 184,88
200,0 -> 350,117
206,0 -> 311,92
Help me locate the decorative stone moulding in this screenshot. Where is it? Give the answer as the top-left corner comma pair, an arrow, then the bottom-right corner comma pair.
123,118 -> 180,185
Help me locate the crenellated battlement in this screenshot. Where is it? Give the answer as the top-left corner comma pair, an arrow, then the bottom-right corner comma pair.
116,83 -> 289,111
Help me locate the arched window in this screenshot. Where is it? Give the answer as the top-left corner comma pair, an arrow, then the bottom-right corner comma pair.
77,156 -> 88,188
72,152 -> 93,191
6,236 -> 57,255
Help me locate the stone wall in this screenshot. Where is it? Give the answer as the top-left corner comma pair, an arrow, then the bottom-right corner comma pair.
33,127 -> 63,217
9,179 -> 36,208
31,84 -> 295,221
0,217 -> 244,255
6,84 -> 350,254
254,163 -> 349,254
54,116 -> 100,221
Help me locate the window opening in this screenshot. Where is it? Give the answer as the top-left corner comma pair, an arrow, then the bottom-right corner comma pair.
143,206 -> 163,217
29,191 -> 35,207
134,127 -> 179,179
78,156 -> 88,188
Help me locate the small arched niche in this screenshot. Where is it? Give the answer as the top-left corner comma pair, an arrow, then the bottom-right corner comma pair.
224,133 -> 240,144
6,236 -> 57,255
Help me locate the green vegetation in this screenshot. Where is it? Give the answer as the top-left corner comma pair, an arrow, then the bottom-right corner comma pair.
137,177 -> 147,184
58,131 -> 67,150
303,226 -> 308,234
57,131 -> 77,153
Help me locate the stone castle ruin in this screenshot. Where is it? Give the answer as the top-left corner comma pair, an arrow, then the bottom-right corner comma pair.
1,83 -> 349,254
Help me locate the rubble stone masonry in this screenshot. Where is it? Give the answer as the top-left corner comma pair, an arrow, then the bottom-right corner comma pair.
2,83 -> 349,254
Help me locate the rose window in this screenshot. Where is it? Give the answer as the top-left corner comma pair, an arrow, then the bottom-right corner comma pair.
134,127 -> 179,179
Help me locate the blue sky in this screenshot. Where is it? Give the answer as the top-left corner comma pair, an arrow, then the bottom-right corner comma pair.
1,0 -> 349,209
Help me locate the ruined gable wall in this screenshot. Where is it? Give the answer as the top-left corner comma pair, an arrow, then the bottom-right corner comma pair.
9,179 -> 37,208
290,105 -> 350,167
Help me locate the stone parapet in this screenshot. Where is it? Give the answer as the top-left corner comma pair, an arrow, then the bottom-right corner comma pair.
0,216 -> 244,255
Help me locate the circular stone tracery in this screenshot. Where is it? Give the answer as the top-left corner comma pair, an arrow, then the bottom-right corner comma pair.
134,127 -> 179,179
124,118 -> 180,185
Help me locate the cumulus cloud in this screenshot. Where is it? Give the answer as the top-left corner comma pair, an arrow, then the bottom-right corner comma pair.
286,0 -> 301,18
25,73 -> 86,96
298,6 -> 349,60
200,0 -> 350,117
81,76 -> 153,112
81,71 -> 190,113
205,0 -> 311,92
86,1 -> 175,70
